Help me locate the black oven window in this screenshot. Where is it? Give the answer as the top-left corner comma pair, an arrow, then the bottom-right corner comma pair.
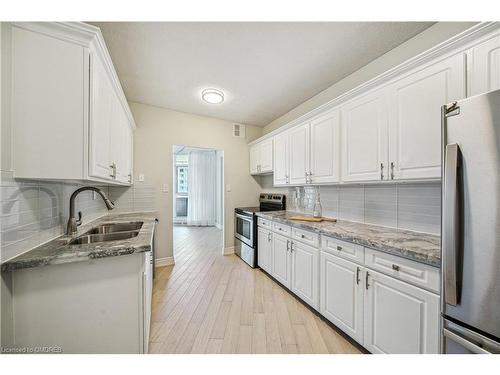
237,217 -> 251,239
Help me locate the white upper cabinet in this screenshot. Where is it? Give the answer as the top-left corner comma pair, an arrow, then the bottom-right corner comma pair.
289,122 -> 310,185
12,25 -> 88,181
310,110 -> 340,184
469,34 -> 500,96
250,138 -> 273,175
387,54 -> 466,180
363,269 -> 440,354
11,23 -> 135,185
89,53 -> 113,181
341,89 -> 389,182
291,240 -> 319,310
249,144 -> 260,174
273,131 -> 290,186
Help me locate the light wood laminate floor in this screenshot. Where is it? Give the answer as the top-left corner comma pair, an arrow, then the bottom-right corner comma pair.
149,226 -> 362,354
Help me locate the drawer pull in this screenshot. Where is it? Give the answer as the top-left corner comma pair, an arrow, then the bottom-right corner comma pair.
392,264 -> 400,271
300,234 -> 305,238
336,245 -> 342,251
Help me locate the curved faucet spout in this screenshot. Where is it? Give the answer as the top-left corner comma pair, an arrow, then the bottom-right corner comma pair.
66,186 -> 115,235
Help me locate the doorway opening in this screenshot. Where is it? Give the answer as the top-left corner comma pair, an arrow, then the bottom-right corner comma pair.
172,145 -> 224,260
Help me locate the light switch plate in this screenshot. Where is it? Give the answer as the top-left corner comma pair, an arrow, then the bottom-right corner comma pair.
226,184 -> 231,192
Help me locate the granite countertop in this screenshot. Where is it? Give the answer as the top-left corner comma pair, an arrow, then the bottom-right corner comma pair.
1,212 -> 158,272
256,211 -> 441,267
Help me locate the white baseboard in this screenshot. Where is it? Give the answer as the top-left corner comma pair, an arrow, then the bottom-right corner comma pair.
155,256 -> 175,267
223,246 -> 235,255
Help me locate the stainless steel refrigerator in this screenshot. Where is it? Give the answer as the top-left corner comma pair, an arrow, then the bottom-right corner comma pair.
441,89 -> 500,354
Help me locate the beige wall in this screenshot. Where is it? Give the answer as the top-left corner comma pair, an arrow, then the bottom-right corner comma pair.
263,22 -> 478,135
131,102 -> 263,260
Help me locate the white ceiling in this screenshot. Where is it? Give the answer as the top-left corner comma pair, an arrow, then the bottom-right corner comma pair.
91,22 -> 434,127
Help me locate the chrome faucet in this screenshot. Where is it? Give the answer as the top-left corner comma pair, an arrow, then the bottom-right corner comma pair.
66,186 -> 115,235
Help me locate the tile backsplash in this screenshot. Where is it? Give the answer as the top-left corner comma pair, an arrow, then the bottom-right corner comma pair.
258,175 -> 441,235
0,170 -> 155,262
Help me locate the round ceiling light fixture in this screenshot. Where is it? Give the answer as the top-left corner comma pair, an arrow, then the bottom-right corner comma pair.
201,88 -> 224,104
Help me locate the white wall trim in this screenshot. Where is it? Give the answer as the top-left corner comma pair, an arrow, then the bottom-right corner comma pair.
248,21 -> 499,146
223,246 -> 235,255
155,256 -> 175,267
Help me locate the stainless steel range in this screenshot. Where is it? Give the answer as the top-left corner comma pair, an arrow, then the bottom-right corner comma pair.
234,193 -> 286,268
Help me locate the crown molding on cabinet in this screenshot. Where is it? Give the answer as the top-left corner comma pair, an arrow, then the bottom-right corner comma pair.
248,21 -> 500,146
11,22 -> 137,130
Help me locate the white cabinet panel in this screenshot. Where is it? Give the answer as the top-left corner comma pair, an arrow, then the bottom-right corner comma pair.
249,144 -> 260,174
273,131 -> 289,185
260,138 -> 273,173
388,54 -> 466,180
89,54 -> 113,181
143,251 -> 153,353
289,123 -> 310,185
12,26 -> 88,180
291,241 -> 319,309
364,269 -> 440,354
320,252 -> 364,343
321,236 -> 365,264
364,248 -> 440,293
469,34 -> 500,96
341,89 -> 388,182
271,232 -> 291,288
310,110 -> 340,184
257,226 -> 272,273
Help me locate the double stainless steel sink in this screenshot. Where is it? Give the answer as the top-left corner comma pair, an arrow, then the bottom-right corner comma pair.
69,222 -> 143,245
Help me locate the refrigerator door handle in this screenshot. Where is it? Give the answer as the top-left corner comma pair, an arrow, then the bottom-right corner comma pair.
443,143 -> 462,306
443,328 -> 491,354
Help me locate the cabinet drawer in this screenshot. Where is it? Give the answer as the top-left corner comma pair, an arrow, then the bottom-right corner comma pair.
272,222 -> 291,236
292,227 -> 319,247
321,236 -> 364,264
364,248 -> 440,293
258,218 -> 272,229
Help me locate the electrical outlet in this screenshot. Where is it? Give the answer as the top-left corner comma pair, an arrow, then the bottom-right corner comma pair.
161,184 -> 169,193
138,174 -> 145,182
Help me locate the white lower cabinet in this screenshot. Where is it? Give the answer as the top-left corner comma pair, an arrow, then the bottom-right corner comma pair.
291,241 -> 319,310
271,232 -> 291,288
320,251 -> 364,343
11,252 -> 153,353
257,226 -> 272,273
363,269 -> 440,354
259,222 -> 440,354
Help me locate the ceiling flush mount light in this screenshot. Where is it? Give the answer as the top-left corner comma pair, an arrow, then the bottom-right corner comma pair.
202,88 -> 224,104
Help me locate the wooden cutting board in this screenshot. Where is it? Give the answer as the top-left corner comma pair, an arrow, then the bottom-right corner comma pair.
288,215 -> 337,223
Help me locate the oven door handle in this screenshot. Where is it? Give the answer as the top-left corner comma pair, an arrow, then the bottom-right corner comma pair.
235,213 -> 253,222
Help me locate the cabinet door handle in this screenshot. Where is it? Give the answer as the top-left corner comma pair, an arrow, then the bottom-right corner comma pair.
380,163 -> 384,180
356,267 -> 361,285
392,264 -> 400,271
290,241 -> 294,252
109,162 -> 117,178
128,173 -> 132,183
365,271 -> 370,290
286,240 -> 290,252
390,162 -> 395,180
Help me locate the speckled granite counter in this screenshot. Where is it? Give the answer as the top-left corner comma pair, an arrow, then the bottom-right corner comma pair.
256,211 -> 441,267
1,212 -> 158,272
